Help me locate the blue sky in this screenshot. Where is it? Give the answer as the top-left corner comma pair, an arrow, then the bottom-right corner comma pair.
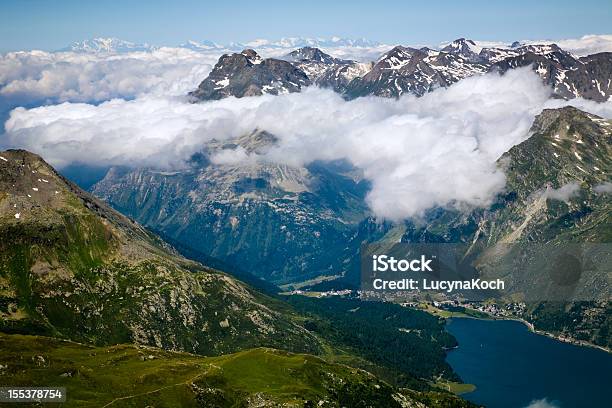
1,0 -> 611,52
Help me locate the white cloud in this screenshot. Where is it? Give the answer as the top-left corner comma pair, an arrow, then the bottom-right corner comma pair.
3,68 -> 612,220
551,34 -> 612,56
210,146 -> 252,165
0,47 -> 219,104
543,182 -> 581,202
524,398 -> 561,408
594,182 -> 612,194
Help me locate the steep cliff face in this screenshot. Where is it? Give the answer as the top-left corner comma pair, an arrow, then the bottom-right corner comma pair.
0,149 -> 320,355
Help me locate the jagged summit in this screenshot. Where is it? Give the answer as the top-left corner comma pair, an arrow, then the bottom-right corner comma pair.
377,45 -> 424,66
240,48 -> 263,63
287,47 -> 340,64
189,49 -> 310,100
345,43 -> 487,98
441,38 -> 483,60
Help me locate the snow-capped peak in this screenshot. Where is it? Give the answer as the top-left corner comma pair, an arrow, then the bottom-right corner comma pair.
59,37 -> 155,53
181,39 -> 223,50
241,49 -> 264,64
441,38 -> 483,56
219,37 -> 381,51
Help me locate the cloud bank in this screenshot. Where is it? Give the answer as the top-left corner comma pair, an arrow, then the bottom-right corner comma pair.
8,68 -> 612,220
0,48 -> 218,105
552,34 -> 612,56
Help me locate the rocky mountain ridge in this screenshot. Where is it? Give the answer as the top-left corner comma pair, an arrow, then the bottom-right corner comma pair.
189,38 -> 612,102
286,46 -> 373,93
188,49 -> 311,100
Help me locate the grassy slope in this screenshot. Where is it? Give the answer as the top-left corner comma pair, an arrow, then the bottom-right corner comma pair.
0,333 -> 416,408
0,333 -> 477,408
0,149 -> 320,356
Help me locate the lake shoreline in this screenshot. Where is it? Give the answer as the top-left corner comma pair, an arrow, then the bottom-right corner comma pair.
441,309 -> 611,354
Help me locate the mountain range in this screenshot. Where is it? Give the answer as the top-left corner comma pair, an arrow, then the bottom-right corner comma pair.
189,38 -> 612,101
59,37 -> 382,53
59,37 -> 157,53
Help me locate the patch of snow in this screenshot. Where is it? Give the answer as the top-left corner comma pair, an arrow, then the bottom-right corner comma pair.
213,77 -> 230,89
535,65 -> 548,76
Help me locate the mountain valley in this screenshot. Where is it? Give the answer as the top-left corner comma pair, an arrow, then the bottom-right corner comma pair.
0,149 -> 474,406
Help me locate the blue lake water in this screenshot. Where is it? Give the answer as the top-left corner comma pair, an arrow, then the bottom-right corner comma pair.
445,317 -> 612,408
